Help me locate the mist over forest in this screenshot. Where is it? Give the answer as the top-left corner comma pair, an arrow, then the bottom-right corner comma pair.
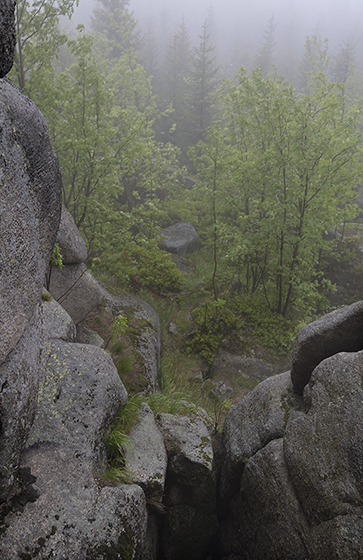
73,0 -> 363,74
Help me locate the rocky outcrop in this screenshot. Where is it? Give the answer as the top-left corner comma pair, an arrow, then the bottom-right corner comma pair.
159,222 -> 200,257
125,403 -> 168,498
49,262 -> 103,324
0,0 -> 15,78
291,300 -> 363,394
0,298 -> 153,560
100,288 -> 162,393
48,205 -> 102,325
157,411 -> 217,560
56,205 -> 88,264
211,350 -> 283,387
0,31 -> 61,498
219,310 -> 363,559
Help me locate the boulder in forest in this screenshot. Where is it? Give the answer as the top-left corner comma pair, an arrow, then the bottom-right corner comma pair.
157,411 -> 217,560
290,300 -> 363,394
0,0 -> 15,78
96,288 -> 162,394
124,403 -> 168,498
49,262 -> 103,324
219,371 -> 302,515
219,342 -> 363,559
0,333 -> 141,559
56,205 -> 88,265
159,222 -> 200,257
211,350 -> 283,386
0,60 -> 61,499
40,294 -> 76,343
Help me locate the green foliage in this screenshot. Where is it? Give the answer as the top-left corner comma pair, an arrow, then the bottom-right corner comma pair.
92,241 -> 184,292
189,299 -> 243,364
195,67 -> 363,316
10,0 -> 79,93
234,294 -> 300,354
111,314 -> 129,342
50,242 -> 64,270
116,355 -> 134,377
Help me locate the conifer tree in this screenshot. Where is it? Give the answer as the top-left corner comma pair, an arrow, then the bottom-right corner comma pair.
254,15 -> 277,77
187,20 -> 219,146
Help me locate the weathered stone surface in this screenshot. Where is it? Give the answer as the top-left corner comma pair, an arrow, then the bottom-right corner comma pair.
285,351 -> 363,525
219,349 -> 363,559
290,300 -> 363,394
41,296 -> 76,342
125,403 -> 167,497
159,222 -> 200,257
219,439 -> 309,560
0,338 -> 137,559
157,412 -> 214,485
0,312 -> 41,500
102,288 -> 161,393
49,263 -> 103,324
0,0 -> 16,78
0,76 -> 61,500
220,371 -> 302,514
56,205 -> 88,264
1,78 -> 62,268
76,324 -> 105,348
0,78 -> 61,365
0,444 -> 148,560
30,340 -> 127,463
157,412 -> 217,560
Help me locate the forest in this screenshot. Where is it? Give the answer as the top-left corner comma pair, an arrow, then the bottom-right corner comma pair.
11,0 -> 363,415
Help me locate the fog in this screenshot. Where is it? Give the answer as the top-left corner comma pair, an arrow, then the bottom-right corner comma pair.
73,0 -> 363,68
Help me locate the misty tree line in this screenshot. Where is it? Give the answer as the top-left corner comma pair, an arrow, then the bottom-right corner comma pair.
10,0 -> 363,318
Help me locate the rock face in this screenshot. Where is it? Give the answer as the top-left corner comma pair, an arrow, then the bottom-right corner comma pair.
49,262 -> 103,324
0,10 -> 61,500
291,300 -> 363,394
219,309 -> 363,559
125,403 -> 168,498
159,222 -> 200,257
56,205 -> 88,264
211,350 -> 283,387
100,288 -> 162,393
0,0 -> 15,78
157,411 -> 217,560
0,299 -> 152,560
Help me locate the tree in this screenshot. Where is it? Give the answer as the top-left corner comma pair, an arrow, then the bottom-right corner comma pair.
91,0 -> 140,61
187,20 -> 219,146
156,17 -> 192,156
299,34 -> 331,92
191,126 -> 228,300
10,0 -> 78,93
254,15 -> 277,77
212,67 -> 363,315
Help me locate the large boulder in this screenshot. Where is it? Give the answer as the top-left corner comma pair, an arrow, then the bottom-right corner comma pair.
49,263 -> 103,324
97,288 -> 162,393
157,411 -> 217,560
125,403 -> 168,498
0,0 -> 15,78
211,350 -> 283,387
159,223 -> 200,257
0,78 -> 61,365
56,205 -> 88,265
0,65 -> 61,499
219,347 -> 363,559
0,317 -> 149,559
40,294 -> 77,343
291,300 -> 363,394
219,371 -> 302,516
